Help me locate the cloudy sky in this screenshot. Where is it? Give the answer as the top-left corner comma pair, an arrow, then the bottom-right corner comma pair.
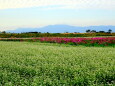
0,0 -> 115,31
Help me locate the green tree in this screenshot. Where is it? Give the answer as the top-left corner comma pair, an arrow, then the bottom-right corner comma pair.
86,29 -> 91,33
108,29 -> 112,33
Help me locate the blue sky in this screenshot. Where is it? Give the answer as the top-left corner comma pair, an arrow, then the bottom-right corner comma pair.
0,0 -> 115,31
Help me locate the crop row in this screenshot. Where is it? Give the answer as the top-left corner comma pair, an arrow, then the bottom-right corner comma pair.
0,33 -> 115,38
36,37 -> 115,46
0,37 -> 115,46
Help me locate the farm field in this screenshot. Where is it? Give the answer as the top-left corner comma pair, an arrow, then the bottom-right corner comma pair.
0,37 -> 115,47
0,41 -> 115,86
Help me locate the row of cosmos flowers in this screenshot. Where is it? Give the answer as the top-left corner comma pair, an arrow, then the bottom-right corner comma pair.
0,37 -> 115,46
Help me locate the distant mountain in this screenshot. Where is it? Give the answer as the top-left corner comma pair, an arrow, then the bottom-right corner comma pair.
7,25 -> 115,33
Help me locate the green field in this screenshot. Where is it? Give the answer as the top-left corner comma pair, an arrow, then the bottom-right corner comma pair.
0,41 -> 115,86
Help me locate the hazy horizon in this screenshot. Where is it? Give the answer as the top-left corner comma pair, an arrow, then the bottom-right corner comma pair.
0,0 -> 115,31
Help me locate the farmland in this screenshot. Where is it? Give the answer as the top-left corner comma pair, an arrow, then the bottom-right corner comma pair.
0,41 -> 115,86
0,37 -> 115,47
0,32 -> 115,38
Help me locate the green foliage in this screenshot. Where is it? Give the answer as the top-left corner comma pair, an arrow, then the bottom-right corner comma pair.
0,42 -> 115,86
0,33 -> 115,38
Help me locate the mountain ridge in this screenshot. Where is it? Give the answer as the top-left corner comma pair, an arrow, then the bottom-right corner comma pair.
7,24 -> 115,33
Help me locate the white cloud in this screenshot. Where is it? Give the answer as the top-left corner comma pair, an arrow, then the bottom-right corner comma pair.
0,0 -> 115,10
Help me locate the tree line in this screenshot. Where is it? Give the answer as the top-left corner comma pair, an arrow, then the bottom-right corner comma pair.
0,29 -> 114,38
86,29 -> 112,33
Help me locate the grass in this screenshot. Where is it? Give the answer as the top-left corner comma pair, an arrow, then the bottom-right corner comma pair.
0,41 -> 115,86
